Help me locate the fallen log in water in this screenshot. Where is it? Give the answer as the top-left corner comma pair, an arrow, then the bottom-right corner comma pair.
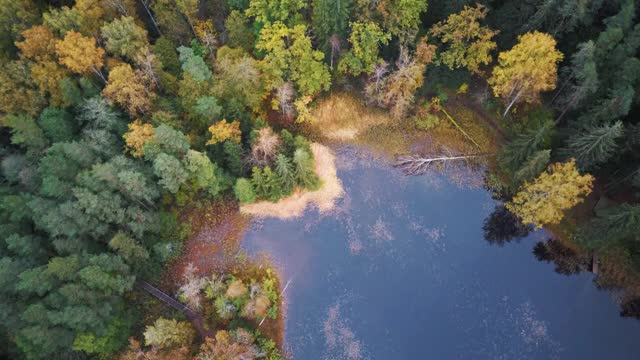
394,153 -> 493,175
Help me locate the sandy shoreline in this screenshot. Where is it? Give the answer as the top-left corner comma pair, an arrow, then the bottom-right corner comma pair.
239,143 -> 344,219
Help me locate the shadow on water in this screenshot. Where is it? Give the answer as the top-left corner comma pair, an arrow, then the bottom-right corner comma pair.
241,145 -> 640,360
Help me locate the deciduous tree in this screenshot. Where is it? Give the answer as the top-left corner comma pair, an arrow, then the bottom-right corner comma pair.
55,31 -> 106,81
234,178 -> 256,203
338,21 -> 390,76
214,46 -> 265,113
206,119 -> 242,145
430,3 -> 497,74
108,232 -> 149,261
144,318 -> 195,349
15,25 -> 56,60
246,0 -> 306,24
102,64 -> 154,116
101,16 -> 149,60
251,127 -> 281,165
377,0 -> 427,42
506,159 -> 593,228
43,6 -> 82,36
29,60 -> 69,107
123,120 -> 155,157
0,0 -> 38,52
378,50 -> 426,119
177,45 -> 213,82
0,60 -> 46,118
488,31 -> 563,116
256,22 -> 331,98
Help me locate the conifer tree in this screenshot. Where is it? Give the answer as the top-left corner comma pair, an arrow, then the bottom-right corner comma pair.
275,154 -> 295,194
251,166 -> 268,198
513,149 -> 551,187
578,204 -> 640,250
562,121 -> 623,171
312,0 -> 352,48
293,149 -> 319,189
263,166 -> 283,201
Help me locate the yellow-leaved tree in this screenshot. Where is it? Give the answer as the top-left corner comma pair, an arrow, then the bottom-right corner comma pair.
55,30 -> 106,81
123,120 -> 155,157
206,119 -> 242,145
102,63 -> 154,116
488,31 -> 563,116
506,159 -> 594,228
429,3 -> 497,75
29,60 -> 69,107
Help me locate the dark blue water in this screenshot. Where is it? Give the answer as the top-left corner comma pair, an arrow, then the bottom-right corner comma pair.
242,147 -> 640,359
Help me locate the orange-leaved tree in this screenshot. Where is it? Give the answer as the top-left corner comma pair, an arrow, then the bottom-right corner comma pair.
15,25 -> 57,60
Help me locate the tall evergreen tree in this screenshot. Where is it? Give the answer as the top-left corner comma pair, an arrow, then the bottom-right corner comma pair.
312,0 -> 352,49
562,121 -> 623,171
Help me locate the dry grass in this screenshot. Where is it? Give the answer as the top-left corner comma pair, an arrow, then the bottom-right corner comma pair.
305,93 -> 500,163
240,143 -> 344,219
308,93 -> 392,141
162,198 -> 250,290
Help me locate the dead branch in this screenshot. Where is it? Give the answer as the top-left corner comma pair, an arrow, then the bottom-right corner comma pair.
394,153 -> 492,175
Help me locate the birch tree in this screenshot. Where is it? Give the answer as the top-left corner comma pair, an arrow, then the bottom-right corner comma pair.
488,31 -> 563,116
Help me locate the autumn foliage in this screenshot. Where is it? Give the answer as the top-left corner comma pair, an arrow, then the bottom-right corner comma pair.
507,159 -> 594,228
55,30 -> 105,76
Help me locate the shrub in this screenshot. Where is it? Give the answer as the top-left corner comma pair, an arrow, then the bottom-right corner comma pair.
234,178 -> 256,204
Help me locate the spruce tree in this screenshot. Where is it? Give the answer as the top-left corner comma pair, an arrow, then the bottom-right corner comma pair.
312,0 -> 352,49
563,121 -> 623,171
578,204 -> 640,250
293,149 -> 320,189
263,166 -> 283,201
251,166 -> 267,199
275,154 -> 295,195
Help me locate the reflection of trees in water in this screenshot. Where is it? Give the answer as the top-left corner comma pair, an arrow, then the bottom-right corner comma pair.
483,205 -> 530,246
620,297 -> 640,319
532,239 -> 590,276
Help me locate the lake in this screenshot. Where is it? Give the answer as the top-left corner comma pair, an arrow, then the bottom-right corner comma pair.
242,146 -> 640,359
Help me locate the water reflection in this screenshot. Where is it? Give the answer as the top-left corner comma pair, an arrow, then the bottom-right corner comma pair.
482,204 -> 530,246
242,145 -> 640,359
532,239 -> 590,276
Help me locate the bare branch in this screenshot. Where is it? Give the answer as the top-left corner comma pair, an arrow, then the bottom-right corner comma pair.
394,153 -> 492,175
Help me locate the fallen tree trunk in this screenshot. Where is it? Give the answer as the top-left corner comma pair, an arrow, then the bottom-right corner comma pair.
394,153 -> 492,175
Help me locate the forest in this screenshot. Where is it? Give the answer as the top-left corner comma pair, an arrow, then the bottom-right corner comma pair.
0,0 -> 639,358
